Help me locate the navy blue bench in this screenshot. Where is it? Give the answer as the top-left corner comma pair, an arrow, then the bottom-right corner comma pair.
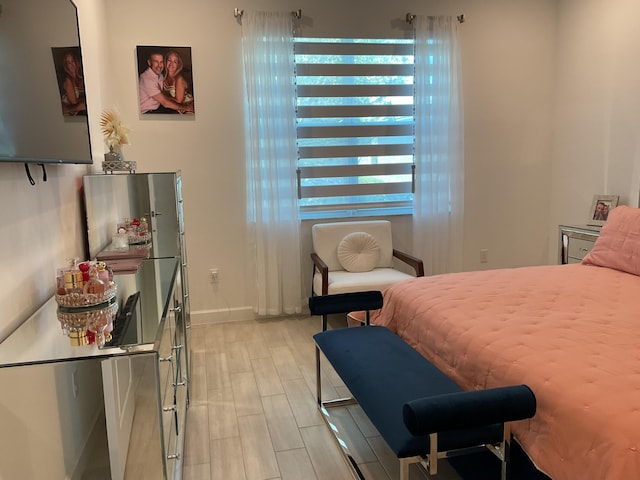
309,292 -> 536,480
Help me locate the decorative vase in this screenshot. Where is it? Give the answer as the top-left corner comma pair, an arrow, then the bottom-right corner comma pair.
104,145 -> 122,162
102,144 -> 136,174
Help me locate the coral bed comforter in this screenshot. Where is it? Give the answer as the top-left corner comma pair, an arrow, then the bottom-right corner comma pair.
370,263 -> 640,480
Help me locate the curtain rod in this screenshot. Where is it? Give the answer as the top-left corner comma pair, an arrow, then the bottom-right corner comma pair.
234,8 -> 302,20
405,13 -> 465,24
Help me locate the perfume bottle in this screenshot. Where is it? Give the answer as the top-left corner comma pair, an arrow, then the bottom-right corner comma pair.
78,261 -> 91,283
69,329 -> 89,346
139,217 -> 149,235
83,265 -> 106,295
56,268 -> 67,295
97,262 -> 113,283
63,258 -> 83,293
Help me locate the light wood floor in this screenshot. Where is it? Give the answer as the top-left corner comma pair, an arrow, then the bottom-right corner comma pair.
182,315 -> 464,480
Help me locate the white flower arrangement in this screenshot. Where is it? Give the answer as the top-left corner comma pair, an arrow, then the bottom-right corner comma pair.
100,109 -> 130,149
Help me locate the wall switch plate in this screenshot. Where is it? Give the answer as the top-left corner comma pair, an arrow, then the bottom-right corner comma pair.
210,268 -> 219,283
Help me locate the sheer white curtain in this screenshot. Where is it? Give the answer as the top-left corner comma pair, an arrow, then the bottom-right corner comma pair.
413,16 -> 464,275
242,12 -> 302,315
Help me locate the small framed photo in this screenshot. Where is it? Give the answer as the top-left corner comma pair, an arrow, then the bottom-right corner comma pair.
587,195 -> 619,226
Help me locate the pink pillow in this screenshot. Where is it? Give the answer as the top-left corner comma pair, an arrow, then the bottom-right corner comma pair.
582,205 -> 640,276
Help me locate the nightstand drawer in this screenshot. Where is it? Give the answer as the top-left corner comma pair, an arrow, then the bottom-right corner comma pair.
567,238 -> 595,260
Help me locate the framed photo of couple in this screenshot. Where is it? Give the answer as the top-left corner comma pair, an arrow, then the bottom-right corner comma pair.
587,194 -> 619,227
136,45 -> 195,115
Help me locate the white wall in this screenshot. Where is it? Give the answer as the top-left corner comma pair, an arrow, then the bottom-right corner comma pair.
548,0 -> 640,256
82,0 -> 558,324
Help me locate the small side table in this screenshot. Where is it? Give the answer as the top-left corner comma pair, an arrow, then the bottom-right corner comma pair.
558,224 -> 601,264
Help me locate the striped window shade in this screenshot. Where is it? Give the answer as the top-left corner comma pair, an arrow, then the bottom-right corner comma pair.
295,37 -> 415,219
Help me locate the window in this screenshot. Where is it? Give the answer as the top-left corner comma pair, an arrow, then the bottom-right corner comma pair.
295,38 -> 415,219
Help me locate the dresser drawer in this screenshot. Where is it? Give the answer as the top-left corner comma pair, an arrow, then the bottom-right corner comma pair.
567,237 -> 595,260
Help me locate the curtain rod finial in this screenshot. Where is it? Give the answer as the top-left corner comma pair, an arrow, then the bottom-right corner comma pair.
406,13 -> 416,24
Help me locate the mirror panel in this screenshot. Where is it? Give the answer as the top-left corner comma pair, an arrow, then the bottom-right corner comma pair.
0,0 -> 92,164
83,174 -> 181,260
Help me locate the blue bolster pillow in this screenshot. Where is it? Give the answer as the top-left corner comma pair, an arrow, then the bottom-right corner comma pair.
402,384 -> 536,436
308,291 -> 383,316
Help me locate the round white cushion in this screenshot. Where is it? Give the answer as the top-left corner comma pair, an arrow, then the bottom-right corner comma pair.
337,232 -> 381,272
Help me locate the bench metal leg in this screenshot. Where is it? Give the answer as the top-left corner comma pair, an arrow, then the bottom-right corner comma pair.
315,343 -> 357,408
399,458 -> 411,480
315,345 -> 322,406
315,342 -> 366,479
501,423 -> 512,480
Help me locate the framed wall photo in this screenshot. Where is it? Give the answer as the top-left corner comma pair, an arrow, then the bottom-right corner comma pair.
51,46 -> 87,116
587,194 -> 620,226
136,45 -> 195,115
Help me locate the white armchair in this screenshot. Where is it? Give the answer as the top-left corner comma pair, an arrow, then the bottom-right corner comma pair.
311,220 -> 424,296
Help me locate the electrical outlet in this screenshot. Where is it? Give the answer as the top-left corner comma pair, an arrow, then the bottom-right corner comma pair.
480,249 -> 489,264
210,268 -> 219,283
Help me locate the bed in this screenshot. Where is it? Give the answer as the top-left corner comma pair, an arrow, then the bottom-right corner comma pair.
370,205 -> 640,480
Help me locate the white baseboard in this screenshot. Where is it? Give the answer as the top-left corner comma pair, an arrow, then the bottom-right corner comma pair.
190,306 -> 255,325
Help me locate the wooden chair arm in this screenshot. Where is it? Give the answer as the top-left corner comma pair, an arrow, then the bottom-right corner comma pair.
310,252 -> 329,295
393,249 -> 425,277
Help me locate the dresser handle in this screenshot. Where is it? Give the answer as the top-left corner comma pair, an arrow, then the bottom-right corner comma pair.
172,344 -> 183,351
167,452 -> 181,460
159,355 -> 173,362
174,380 -> 186,387
163,404 -> 176,412
170,306 -> 182,313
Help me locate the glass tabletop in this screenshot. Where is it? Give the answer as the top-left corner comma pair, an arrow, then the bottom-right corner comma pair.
0,257 -> 179,368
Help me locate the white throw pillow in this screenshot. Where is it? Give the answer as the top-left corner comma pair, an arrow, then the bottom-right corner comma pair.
337,232 -> 381,272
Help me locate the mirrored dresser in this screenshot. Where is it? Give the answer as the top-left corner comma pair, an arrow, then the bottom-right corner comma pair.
0,257 -> 189,480
83,171 -> 191,393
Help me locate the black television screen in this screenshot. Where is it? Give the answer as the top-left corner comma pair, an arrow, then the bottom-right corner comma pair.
106,292 -> 141,348
0,0 -> 92,164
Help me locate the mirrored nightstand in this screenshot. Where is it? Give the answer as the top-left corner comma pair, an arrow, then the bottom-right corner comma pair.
558,224 -> 601,264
